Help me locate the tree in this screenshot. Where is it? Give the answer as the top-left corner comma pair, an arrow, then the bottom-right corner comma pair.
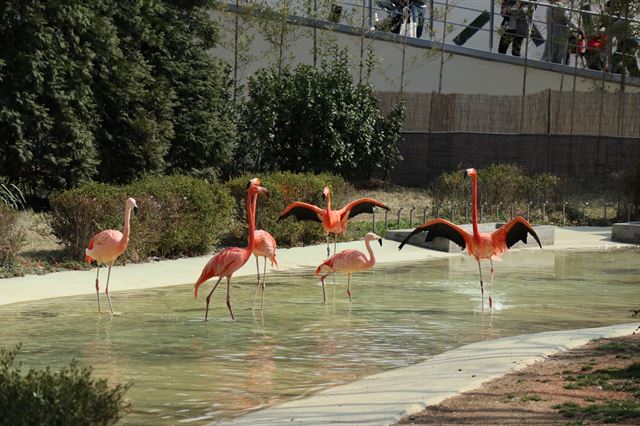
0,0 -> 101,196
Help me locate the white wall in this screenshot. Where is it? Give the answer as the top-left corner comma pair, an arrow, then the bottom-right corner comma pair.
209,6 -> 639,95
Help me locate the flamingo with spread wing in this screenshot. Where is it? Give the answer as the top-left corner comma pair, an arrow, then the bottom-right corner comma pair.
277,186 -> 389,257
399,168 -> 541,309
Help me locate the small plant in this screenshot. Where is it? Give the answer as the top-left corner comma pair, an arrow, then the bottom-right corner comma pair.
520,394 -> 542,402
0,344 -> 131,425
0,183 -> 26,210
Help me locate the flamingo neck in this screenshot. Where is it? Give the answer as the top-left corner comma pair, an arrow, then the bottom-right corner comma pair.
325,191 -> 332,212
246,191 -> 256,250
365,238 -> 376,267
471,173 -> 480,238
120,204 -> 132,249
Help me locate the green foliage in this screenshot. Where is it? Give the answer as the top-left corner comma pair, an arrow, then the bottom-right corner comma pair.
224,172 -> 352,247
428,164 -> 561,214
0,0 -> 235,196
126,175 -> 233,260
0,344 -> 131,426
554,400 -> 640,423
235,48 -> 404,182
0,0 -> 101,195
0,204 -> 26,269
49,175 -> 233,262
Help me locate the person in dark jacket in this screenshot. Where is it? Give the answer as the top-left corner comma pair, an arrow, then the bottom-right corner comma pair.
498,0 -> 529,56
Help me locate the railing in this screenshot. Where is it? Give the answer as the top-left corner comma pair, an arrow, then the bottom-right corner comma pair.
359,201 -> 639,233
240,0 -> 640,77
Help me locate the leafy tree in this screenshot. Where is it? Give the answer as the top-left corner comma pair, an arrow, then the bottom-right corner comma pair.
0,0 -> 101,196
235,47 -> 404,182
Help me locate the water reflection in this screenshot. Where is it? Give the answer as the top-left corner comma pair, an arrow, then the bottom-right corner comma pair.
0,248 -> 638,425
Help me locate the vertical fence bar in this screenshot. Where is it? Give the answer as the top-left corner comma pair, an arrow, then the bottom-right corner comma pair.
489,0 -> 495,52
397,207 -> 404,229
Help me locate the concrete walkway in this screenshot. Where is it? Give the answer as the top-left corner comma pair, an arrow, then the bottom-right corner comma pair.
0,226 -> 632,306
226,322 -> 640,426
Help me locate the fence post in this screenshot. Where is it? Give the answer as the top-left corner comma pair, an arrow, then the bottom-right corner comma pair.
423,207 -> 427,224
385,209 -> 389,229
397,207 -> 404,229
562,201 -> 567,226
409,206 -> 415,227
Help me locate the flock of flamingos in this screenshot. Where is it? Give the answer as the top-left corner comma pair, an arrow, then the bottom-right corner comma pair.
84,169 -> 542,320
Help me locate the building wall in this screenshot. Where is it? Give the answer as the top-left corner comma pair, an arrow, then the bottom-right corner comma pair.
209,8 -> 640,95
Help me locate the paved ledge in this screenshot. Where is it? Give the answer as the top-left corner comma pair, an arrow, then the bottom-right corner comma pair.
611,221 -> 640,244
226,323 -> 640,426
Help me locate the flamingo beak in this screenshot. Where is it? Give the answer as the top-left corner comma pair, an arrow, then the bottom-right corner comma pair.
133,206 -> 138,216
378,238 -> 383,246
463,170 -> 468,178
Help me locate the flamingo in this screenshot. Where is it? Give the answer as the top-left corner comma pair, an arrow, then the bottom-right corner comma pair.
84,197 -> 138,314
315,232 -> 382,303
194,181 -> 267,321
248,178 -> 278,310
398,168 -> 542,309
277,186 -> 390,257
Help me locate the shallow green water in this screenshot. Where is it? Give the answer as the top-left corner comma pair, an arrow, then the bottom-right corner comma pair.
1,248 -> 639,425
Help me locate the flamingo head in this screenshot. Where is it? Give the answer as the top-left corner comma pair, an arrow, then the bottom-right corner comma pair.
464,168 -> 477,178
322,186 -> 330,201
365,232 -> 383,246
248,184 -> 268,198
126,197 -> 138,215
247,177 -> 261,189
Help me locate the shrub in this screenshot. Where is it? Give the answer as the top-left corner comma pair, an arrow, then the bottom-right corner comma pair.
224,172 -> 353,247
0,344 -> 131,425
0,204 -> 26,270
429,164 -> 561,214
126,175 -> 233,259
49,175 -> 233,262
235,47 -> 404,183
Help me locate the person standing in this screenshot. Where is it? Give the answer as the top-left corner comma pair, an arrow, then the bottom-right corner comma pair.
541,0 -> 570,63
498,0 -> 529,56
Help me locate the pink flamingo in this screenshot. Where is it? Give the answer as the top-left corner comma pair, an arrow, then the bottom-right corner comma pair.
399,168 -> 541,309
194,181 -> 267,321
277,186 -> 389,257
315,232 -> 382,303
85,197 -> 138,314
249,178 -> 278,310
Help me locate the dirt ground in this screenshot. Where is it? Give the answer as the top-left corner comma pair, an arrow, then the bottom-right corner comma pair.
398,332 -> 640,425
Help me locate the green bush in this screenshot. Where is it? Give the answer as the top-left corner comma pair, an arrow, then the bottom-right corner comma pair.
235,47 -> 404,182
49,175 -> 233,262
0,205 -> 26,270
224,172 -> 353,247
126,175 -> 233,259
0,344 -> 131,426
429,164 -> 561,214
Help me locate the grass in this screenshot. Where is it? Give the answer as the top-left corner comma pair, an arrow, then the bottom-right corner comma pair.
554,401 -> 640,423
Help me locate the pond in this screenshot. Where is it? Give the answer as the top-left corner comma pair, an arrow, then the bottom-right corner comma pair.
1,248 -> 638,425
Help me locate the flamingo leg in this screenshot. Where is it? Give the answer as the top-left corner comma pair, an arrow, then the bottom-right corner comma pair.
476,259 -> 484,310
326,234 -> 330,258
320,277 -> 327,303
333,235 -> 337,256
260,257 -> 267,310
225,277 -> 235,321
251,255 -> 260,309
204,277 -> 223,321
347,274 -> 352,303
489,259 -> 494,309
95,266 -> 101,313
105,265 -> 114,315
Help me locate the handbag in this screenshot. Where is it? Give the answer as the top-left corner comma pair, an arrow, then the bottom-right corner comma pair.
399,15 -> 417,38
